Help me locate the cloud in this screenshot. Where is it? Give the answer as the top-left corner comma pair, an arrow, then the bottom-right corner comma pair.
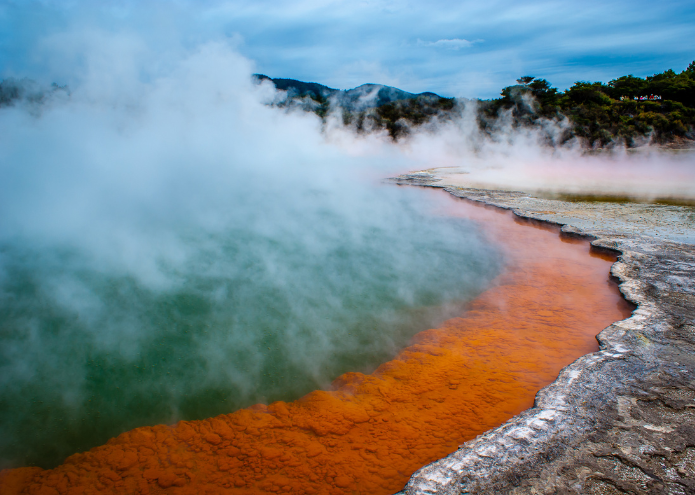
2,0 -> 695,98
417,38 -> 482,50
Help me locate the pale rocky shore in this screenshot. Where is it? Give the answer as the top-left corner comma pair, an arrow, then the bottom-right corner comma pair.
389,171 -> 695,495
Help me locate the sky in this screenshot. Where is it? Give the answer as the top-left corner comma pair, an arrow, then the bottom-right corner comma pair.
0,0 -> 694,98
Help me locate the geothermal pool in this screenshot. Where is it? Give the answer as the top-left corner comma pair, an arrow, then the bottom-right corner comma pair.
0,187 -> 633,495
0,185 -> 501,470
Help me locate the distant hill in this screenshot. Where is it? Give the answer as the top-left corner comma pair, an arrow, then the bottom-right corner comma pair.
253,74 -> 443,110
254,74 -> 337,100
255,63 -> 695,147
336,83 -> 442,111
1,67 -> 692,148
0,78 -> 68,107
253,74 -> 455,137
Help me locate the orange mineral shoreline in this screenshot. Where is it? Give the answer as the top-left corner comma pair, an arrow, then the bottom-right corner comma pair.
0,192 -> 634,495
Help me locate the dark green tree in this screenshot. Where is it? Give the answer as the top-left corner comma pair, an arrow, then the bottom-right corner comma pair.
685,60 -> 695,78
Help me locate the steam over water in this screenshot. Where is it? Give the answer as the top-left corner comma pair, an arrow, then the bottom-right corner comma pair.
0,187 -> 501,469
0,44 -> 502,468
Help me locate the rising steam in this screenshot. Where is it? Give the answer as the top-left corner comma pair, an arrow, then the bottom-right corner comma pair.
0,39 -> 505,469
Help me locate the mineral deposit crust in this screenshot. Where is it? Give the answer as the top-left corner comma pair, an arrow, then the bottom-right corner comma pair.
392,173 -> 695,495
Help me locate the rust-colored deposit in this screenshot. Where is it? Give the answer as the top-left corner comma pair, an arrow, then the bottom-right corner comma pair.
0,195 -> 633,495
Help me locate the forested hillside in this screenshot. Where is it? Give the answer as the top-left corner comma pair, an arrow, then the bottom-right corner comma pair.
260,61 -> 695,147
479,61 -> 695,147
2,62 -> 693,147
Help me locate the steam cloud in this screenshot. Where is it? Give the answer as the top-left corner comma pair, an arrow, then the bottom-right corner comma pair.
0,37 -> 504,469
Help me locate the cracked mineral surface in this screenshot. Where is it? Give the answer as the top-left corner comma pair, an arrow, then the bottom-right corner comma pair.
390,170 -> 695,495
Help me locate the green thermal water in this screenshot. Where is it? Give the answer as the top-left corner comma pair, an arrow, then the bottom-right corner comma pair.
0,188 -> 501,469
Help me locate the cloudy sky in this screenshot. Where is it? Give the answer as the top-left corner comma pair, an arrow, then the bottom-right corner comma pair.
1,0 -> 694,98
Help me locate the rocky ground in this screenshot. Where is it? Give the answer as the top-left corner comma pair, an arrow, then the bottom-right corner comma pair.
389,171 -> 695,495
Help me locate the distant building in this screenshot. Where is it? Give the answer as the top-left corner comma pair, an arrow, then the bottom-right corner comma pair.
625,95 -> 662,101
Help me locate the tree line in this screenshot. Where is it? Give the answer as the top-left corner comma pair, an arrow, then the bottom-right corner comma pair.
336,61 -> 695,146
477,61 -> 695,147
3,62 -> 694,147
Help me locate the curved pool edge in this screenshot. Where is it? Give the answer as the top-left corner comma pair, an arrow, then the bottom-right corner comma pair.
390,174 -> 695,494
